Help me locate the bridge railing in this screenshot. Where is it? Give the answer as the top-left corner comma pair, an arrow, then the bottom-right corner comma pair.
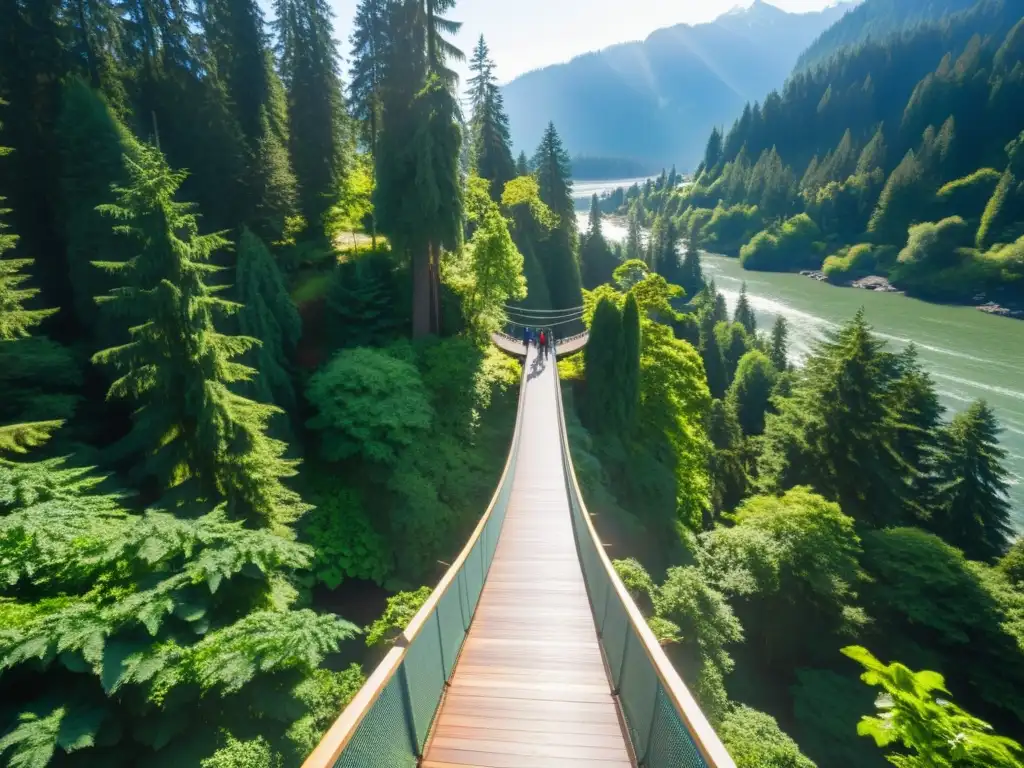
302,359 -> 529,768
552,345 -> 737,768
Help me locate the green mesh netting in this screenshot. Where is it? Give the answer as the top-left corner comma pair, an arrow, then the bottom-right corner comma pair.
332,675 -> 416,768
645,684 -> 711,768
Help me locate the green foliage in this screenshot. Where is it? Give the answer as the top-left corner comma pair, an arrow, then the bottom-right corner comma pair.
235,228 -> 301,414
444,175 -> 526,337
937,168 -> 1002,221
326,248 -> 407,350
728,351 -> 778,437
892,216 -> 981,299
740,214 -> 823,272
758,311 -> 915,527
843,645 -> 1024,767
304,485 -> 391,588
733,282 -> 756,335
580,195 -> 619,290
365,587 -> 431,647
930,401 -> 1014,561
823,243 -> 877,283
582,298 -> 625,432
201,735 -> 282,768
467,36 -> 516,202
612,558 -> 656,614
655,566 -> 743,725
307,347 -> 434,464
92,144 -> 308,531
720,705 -> 817,768
769,316 -> 789,371
792,668 -> 887,768
621,293 -> 641,427
702,204 -> 764,257
701,488 -> 865,671
532,123 -> 583,311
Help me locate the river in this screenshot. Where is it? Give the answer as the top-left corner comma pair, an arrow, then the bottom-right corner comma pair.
574,182 -> 1024,528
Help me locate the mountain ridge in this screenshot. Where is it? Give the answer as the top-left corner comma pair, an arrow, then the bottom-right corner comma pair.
502,0 -> 859,168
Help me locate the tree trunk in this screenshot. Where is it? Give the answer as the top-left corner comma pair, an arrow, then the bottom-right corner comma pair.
429,241 -> 441,336
412,245 -> 432,338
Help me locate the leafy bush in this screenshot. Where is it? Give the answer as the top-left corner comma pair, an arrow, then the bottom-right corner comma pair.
364,587 -> 431,647
720,706 -> 817,768
822,243 -> 877,283
304,486 -> 391,588
307,346 -> 434,464
740,214 -> 823,272
702,204 -> 765,256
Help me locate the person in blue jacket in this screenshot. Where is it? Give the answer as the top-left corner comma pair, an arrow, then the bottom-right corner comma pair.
522,326 -> 531,353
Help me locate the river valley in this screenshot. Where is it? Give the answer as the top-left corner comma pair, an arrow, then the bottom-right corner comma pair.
574,181 -> 1024,528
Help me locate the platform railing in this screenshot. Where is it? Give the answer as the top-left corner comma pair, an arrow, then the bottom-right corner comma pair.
552,343 -> 738,768
302,358 -> 529,768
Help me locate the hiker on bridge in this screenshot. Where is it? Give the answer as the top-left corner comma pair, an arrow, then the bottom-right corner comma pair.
522,325 -> 531,353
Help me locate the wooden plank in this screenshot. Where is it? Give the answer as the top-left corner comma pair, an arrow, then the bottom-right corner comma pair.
422,347 -> 632,767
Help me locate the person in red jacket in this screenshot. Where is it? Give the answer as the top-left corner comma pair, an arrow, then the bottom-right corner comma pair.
538,329 -> 547,358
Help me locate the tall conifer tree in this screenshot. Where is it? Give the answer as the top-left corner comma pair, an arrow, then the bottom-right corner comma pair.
467,35 -> 516,201
532,122 -> 581,310
275,0 -> 349,224
93,144 -> 307,530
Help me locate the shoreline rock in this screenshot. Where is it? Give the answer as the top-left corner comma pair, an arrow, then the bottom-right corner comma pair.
799,270 -> 902,293
977,302 -> 1024,320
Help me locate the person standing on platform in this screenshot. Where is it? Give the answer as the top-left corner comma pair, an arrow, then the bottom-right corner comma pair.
522,326 -> 530,354
539,329 -> 547,359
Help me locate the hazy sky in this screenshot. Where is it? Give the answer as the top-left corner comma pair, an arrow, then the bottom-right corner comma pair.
265,0 -> 842,88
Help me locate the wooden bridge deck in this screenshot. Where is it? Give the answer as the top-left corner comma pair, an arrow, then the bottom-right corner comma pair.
422,347 -> 632,768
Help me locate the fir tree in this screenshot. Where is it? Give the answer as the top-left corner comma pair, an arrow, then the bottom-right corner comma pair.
700,315 -> 729,400
423,0 -> 464,85
931,401 -> 1013,561
733,282 -> 757,335
0,123 -> 77,454
655,218 -> 680,281
516,151 -> 529,176
204,0 -> 298,238
275,0 -> 349,224
235,227 -> 301,415
533,122 -> 576,232
532,123 -> 581,310
707,398 -> 747,518
727,350 -> 777,436
769,315 -> 789,371
621,292 -> 641,427
92,144 -> 308,530
625,204 -> 643,263
759,310 -> 913,527
349,0 -> 391,164
580,194 -> 618,289
679,235 -> 705,298
583,298 -> 625,432
466,35 -> 516,201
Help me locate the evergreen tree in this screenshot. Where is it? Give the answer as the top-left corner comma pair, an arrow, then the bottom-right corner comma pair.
533,122 -> 576,233
733,281 -> 757,335
532,123 -> 581,310
423,0 -> 465,84
204,0 -> 298,238
580,194 -> 618,289
275,0 -> 349,224
655,218 -> 680,280
707,398 -> 747,518
349,0 -> 390,164
931,401 -> 1013,561
702,127 -> 723,176
700,315 -> 729,400
868,149 -> 928,244
679,235 -> 705,298
0,206 -> 69,453
758,310 -> 913,527
769,316 -> 789,371
56,78 -> 140,344
888,344 -> 942,501
727,350 -> 777,436
467,35 -> 516,201
235,227 -> 301,415
92,144 -> 308,530
625,204 -> 643,263
621,292 -> 641,427
516,150 -> 529,176
583,298 -> 625,432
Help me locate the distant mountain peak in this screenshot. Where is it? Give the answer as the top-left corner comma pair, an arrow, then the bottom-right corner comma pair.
502,2 -> 851,168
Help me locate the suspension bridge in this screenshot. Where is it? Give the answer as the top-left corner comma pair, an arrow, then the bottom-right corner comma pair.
303,334 -> 735,768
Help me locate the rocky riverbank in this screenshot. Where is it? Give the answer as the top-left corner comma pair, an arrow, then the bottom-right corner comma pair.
799,270 -> 902,293
797,270 -> 1024,320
